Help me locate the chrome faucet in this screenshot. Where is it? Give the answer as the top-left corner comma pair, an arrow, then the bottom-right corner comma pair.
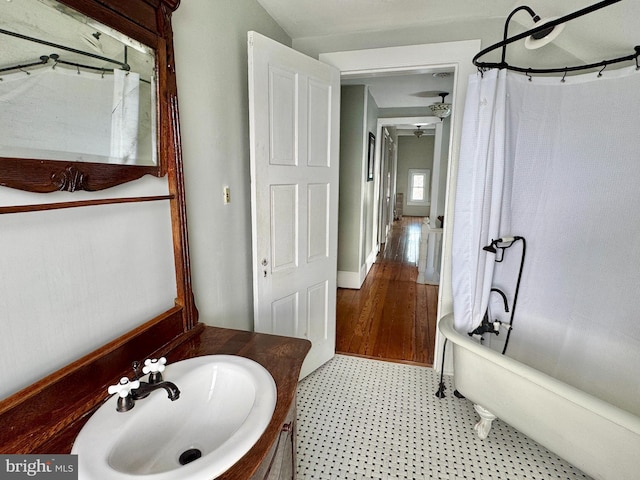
108,357 -> 180,412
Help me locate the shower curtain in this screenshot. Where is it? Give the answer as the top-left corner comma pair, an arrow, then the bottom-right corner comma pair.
0,67 -> 114,160
110,69 -> 141,164
452,69 -> 509,335
0,67 -> 142,164
452,66 -> 640,416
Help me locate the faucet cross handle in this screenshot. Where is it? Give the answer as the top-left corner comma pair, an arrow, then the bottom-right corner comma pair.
143,357 -> 167,384
108,377 -> 141,398
142,357 -> 167,374
108,377 -> 141,412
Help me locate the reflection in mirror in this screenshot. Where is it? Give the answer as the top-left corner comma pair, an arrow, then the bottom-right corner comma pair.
0,0 -> 157,166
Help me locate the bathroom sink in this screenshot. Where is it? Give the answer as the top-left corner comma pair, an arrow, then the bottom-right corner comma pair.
72,355 -> 277,480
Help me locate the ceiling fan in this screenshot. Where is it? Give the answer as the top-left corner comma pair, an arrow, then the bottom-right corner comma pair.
409,89 -> 445,99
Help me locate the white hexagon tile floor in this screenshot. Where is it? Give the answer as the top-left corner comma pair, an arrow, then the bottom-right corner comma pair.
295,355 -> 591,480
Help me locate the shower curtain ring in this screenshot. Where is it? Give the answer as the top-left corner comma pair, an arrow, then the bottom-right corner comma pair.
597,64 -> 606,78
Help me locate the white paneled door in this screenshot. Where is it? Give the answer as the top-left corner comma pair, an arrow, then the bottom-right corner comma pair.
248,32 -> 340,379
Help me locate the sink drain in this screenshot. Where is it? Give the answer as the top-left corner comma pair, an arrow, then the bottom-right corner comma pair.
179,448 -> 202,466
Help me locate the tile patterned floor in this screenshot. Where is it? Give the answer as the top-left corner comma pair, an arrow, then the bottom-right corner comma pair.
296,355 -> 591,480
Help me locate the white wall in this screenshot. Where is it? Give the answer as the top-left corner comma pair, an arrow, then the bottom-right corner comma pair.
337,85 -> 364,277
173,0 -> 291,330
363,89 -> 379,267
0,177 -> 176,400
336,85 -> 379,289
396,135 -> 434,217
293,18 -> 503,58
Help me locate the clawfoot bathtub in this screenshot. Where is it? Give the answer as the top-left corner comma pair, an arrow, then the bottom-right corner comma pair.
439,313 -> 640,480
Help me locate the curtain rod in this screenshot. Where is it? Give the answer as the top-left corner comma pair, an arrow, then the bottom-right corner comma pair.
0,54 -> 151,84
473,0 -> 639,75
0,27 -> 130,71
0,55 -> 50,74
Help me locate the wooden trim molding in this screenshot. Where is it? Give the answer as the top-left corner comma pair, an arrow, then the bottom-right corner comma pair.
0,316 -> 310,480
0,195 -> 174,215
0,307 -> 187,453
0,0 -> 183,193
27,324 -> 311,480
0,159 -> 160,193
0,0 -> 200,455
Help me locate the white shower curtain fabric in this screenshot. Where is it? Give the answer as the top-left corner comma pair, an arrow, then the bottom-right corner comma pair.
452,66 -> 640,415
0,67 -> 142,164
110,69 -> 141,164
0,67 -> 113,161
452,69 -> 509,334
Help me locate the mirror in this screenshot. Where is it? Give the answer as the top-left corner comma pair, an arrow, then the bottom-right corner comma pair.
0,0 -> 167,192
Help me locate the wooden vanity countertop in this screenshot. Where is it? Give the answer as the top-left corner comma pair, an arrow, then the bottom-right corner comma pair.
40,325 -> 311,479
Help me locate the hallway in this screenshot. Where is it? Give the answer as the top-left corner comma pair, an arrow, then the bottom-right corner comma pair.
336,216 -> 439,366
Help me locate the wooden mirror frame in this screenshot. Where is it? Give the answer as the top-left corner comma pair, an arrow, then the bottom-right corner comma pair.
0,0 -> 180,193
0,0 -> 201,453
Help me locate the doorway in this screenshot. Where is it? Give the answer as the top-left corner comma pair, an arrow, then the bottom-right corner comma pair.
320,40 -> 480,370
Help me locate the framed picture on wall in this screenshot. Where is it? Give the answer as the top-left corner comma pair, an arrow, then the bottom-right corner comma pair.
367,132 -> 375,181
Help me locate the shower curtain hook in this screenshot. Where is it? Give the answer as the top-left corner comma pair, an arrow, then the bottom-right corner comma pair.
76,65 -> 81,75
19,67 -> 30,76
597,64 -> 606,78
561,69 -> 567,83
526,69 -> 532,82
478,66 -> 484,78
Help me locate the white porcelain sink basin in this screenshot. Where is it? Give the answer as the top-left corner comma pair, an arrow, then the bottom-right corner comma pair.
72,355 -> 277,480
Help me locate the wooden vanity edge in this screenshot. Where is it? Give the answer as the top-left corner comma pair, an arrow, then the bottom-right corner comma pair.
0,313 -> 311,480
167,327 -> 311,480
0,306 -> 186,453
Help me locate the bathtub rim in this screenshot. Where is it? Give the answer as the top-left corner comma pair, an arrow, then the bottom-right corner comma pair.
439,313 -> 640,436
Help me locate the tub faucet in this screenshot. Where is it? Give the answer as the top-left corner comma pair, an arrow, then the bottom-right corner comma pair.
469,289 -> 510,338
490,288 -> 509,313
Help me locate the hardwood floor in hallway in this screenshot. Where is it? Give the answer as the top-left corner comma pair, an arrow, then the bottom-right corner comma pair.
336,216 -> 439,366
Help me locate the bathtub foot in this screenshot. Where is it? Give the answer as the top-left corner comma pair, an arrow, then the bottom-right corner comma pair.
473,404 -> 497,439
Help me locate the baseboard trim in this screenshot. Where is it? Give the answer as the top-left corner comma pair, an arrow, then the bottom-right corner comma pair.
337,270 -> 362,289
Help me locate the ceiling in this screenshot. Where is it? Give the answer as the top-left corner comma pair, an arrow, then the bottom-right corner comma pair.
3,1 -> 636,115
341,70 -> 454,109
256,0 -> 639,113
256,0 -> 635,59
